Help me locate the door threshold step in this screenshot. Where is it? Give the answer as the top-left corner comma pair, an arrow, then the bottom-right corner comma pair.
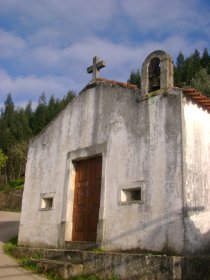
65,241 -> 99,250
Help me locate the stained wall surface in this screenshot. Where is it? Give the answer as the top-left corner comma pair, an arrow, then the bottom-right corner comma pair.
183,98 -> 210,254
102,88 -> 184,253
19,85 -> 185,253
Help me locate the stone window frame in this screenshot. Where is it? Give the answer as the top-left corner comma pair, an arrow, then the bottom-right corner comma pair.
118,181 -> 145,205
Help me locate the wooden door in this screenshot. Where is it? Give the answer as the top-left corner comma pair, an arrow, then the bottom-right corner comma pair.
72,156 -> 102,241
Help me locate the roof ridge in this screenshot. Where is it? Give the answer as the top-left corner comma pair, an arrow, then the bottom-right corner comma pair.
95,77 -> 138,89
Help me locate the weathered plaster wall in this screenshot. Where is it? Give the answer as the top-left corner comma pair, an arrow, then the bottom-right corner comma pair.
19,85 -> 184,253
18,85 -> 135,247
183,99 -> 210,254
103,89 -> 184,253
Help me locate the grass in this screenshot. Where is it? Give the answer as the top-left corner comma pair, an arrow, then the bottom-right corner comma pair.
0,178 -> 24,192
91,247 -> 106,253
0,183 -> 24,192
21,257 -> 41,273
3,236 -> 18,255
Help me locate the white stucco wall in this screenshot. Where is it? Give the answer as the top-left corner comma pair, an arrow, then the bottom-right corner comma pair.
183,98 -> 210,254
19,85 -> 184,253
103,89 -> 184,253
18,85 -> 135,247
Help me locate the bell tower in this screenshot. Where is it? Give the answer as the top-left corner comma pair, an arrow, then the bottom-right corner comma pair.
141,50 -> 174,96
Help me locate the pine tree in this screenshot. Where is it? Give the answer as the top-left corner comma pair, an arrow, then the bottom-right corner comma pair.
182,52 -> 196,85
10,109 -> 32,141
0,89 -> 76,181
47,95 -> 60,122
31,92 -> 48,134
192,49 -> 201,71
3,93 -> 15,129
174,52 -> 185,87
59,91 -> 76,111
127,69 -> 141,89
190,68 -> 210,97
201,48 -> 210,74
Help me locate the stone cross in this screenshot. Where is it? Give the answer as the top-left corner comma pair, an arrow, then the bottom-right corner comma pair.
87,56 -> 106,81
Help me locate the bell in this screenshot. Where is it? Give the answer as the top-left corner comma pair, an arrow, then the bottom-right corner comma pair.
151,76 -> 160,90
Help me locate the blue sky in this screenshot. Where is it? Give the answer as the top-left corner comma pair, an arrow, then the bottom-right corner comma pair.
0,0 -> 210,109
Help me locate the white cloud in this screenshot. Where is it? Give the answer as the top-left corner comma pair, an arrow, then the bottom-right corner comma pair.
0,0 -> 118,43
0,69 -> 77,107
23,46 -> 61,70
120,0 -> 210,35
0,29 -> 26,58
0,0 -> 210,108
1,30 -> 208,107
58,35 -> 207,81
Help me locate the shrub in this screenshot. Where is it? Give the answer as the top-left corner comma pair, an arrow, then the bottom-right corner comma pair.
9,178 -> 24,188
3,236 -> 18,255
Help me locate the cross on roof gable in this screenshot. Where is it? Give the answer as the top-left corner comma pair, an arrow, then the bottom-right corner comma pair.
87,56 -> 106,81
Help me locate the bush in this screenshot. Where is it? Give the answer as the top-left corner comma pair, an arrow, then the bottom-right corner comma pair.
3,236 -> 18,255
9,178 -> 24,188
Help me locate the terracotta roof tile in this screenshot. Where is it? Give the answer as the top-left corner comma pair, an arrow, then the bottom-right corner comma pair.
82,77 -> 138,91
183,88 -> 210,112
95,78 -> 138,89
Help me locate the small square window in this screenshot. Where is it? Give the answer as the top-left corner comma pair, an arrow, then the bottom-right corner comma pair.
121,188 -> 142,203
41,197 -> 53,210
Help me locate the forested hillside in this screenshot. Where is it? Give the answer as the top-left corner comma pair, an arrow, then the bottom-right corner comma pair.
0,91 -> 75,184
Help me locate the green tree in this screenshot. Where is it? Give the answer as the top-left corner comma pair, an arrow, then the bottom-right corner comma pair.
201,48 -> 210,74
25,100 -> 33,120
0,149 -> 8,175
193,49 -> 201,68
31,92 -> 48,134
183,49 -> 201,85
190,68 -> 210,97
0,117 -> 16,155
0,148 -> 8,184
8,141 -> 28,179
59,91 -> 76,111
127,69 -> 141,89
3,93 -> 15,129
0,89 -> 76,181
174,52 -> 185,87
47,95 -> 60,122
10,109 -> 32,141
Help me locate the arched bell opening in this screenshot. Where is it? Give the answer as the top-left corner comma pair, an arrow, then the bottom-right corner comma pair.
148,57 -> 160,92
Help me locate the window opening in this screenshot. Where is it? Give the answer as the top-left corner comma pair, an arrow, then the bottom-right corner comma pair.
41,197 -> 53,210
121,188 -> 142,203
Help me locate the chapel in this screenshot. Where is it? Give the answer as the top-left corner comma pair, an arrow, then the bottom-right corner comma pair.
18,50 -> 210,255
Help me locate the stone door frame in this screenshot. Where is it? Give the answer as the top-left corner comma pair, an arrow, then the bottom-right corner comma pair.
60,143 -> 107,246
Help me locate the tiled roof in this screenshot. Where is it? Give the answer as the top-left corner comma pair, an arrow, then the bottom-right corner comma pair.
183,88 -> 210,113
83,78 -> 138,91
96,78 -> 138,89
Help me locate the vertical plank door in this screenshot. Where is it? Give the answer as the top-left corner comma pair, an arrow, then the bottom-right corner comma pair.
72,156 -> 102,241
